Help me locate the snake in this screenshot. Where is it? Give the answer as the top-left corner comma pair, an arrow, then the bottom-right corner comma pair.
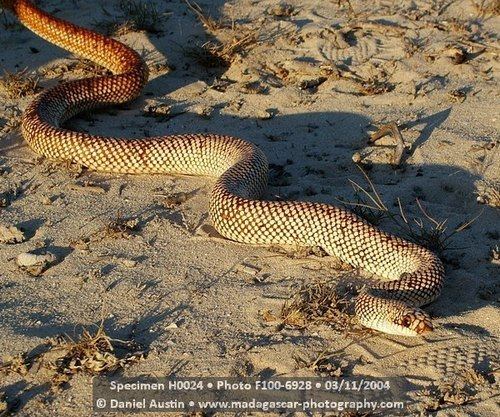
1,0 -> 445,336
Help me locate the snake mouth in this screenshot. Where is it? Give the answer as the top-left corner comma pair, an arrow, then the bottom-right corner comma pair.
414,319 -> 433,334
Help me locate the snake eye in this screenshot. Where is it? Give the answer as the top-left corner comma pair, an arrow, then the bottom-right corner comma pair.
401,315 -> 412,328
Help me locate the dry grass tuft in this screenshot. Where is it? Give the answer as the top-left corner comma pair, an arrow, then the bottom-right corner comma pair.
117,0 -> 163,33
471,0 -> 500,16
239,80 -> 268,95
281,280 -> 353,331
160,191 -> 193,209
0,183 -> 21,208
118,1 -> 158,20
339,188 -> 388,226
403,35 -> 427,57
335,0 -> 357,16
96,0 -> 164,36
186,34 -> 258,68
144,103 -> 179,122
269,245 -> 329,259
184,0 -> 259,67
0,325 -> 145,394
341,167 -> 481,254
47,327 -> 144,390
399,198 -> 480,254
184,44 -> 229,68
0,68 -> 40,99
184,0 -> 228,32
337,66 -> 394,96
418,367 -> 496,412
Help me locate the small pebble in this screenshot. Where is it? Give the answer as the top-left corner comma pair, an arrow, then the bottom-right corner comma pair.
16,251 -> 57,276
119,258 -> 137,268
446,46 -> 466,64
193,105 -> 212,118
0,224 -> 25,244
257,109 -> 274,120
40,195 -> 52,205
238,263 -> 261,276
352,152 -> 362,164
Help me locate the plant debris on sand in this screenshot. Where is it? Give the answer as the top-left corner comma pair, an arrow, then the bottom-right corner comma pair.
48,327 -> 144,379
294,350 -> 353,378
184,0 -> 260,67
96,0 -> 165,36
417,368 -> 497,412
0,68 -> 40,99
0,325 -> 145,393
281,280 -> 356,332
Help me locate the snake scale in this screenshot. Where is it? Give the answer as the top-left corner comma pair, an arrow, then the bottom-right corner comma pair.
2,0 -> 445,336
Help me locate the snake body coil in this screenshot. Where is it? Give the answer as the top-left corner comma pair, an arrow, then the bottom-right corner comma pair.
3,0 -> 445,336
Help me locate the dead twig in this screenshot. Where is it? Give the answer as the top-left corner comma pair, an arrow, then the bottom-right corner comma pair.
369,123 -> 405,166
183,0 -> 226,32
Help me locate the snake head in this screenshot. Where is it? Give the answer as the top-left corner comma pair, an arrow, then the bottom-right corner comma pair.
395,308 -> 433,336
355,293 -> 434,336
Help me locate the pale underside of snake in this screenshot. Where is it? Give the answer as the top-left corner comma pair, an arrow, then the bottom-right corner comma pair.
2,0 -> 445,336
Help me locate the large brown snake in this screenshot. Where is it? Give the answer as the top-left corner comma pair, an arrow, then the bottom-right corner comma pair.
1,0 -> 445,336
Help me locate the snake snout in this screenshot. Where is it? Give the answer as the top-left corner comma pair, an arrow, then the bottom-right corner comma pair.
400,309 -> 433,335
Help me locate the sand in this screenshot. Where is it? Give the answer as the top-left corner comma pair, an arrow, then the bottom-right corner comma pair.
0,0 -> 499,416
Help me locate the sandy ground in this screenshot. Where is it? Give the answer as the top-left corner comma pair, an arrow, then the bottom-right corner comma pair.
0,0 -> 499,416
